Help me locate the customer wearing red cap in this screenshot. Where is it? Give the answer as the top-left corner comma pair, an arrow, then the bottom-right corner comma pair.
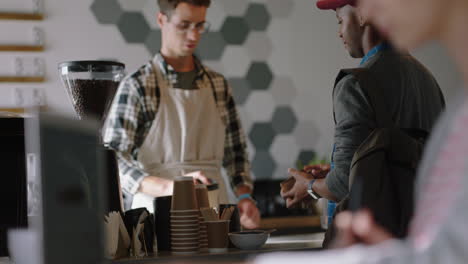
255,0 -> 468,262
281,0 -> 444,213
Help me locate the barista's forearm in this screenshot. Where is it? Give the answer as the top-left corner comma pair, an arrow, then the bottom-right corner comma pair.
138,176 -> 174,197
235,184 -> 253,196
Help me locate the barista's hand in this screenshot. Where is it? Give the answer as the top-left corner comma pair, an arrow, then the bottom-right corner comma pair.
303,164 -> 330,179
139,176 -> 174,197
281,168 -> 314,208
238,198 -> 261,229
184,171 -> 211,185
331,209 -> 393,248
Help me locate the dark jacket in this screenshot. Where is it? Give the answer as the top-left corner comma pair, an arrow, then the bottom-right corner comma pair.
326,48 -> 446,200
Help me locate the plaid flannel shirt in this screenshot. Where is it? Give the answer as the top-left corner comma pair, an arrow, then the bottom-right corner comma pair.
103,53 -> 253,196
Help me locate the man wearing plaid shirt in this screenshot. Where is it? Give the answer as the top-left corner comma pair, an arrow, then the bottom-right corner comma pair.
103,0 -> 260,229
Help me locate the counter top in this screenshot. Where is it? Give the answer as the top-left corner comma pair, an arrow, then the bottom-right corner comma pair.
112,232 -> 324,264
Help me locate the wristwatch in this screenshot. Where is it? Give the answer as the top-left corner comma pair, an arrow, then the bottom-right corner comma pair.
307,179 -> 321,199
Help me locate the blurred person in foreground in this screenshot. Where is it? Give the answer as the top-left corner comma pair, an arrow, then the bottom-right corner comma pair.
255,0 -> 468,263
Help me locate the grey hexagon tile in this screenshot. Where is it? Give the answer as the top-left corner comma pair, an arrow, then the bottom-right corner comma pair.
273,163 -> 291,180
238,108 -> 254,137
118,12 -> 151,43
145,29 -> 161,55
202,61 -> 226,76
246,137 -> 256,162
228,77 -> 252,105
91,0 -> 123,25
293,121 -> 320,149
245,32 -> 273,61
272,106 -> 298,134
117,0 -> 148,11
221,16 -> 250,45
219,0 -> 249,16
266,0 -> 295,19
244,91 -> 275,122
246,62 -> 273,91
297,150 -> 317,168
142,0 -> 159,28
249,122 -> 276,150
206,1 -> 227,32
252,151 -> 277,180
244,3 -> 271,31
221,46 -> 250,77
271,135 -> 299,166
196,31 -> 227,61
271,76 -> 297,105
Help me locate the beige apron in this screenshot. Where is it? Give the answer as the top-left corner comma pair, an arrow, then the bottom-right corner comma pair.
131,64 -> 230,212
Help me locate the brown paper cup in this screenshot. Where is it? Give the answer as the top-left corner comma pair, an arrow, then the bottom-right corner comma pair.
171,233 -> 200,240
171,227 -> 200,233
206,220 -> 230,253
170,209 -> 199,216
195,185 -> 210,209
171,224 -> 199,229
172,177 -> 198,210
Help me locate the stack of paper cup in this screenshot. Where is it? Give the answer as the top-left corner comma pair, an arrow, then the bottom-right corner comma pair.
170,176 -> 200,255
195,185 -> 210,250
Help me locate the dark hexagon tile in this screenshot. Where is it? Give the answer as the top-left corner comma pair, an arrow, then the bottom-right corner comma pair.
117,12 -> 151,43
267,0 -> 295,19
228,77 -> 252,105
145,29 -> 161,55
246,62 -> 273,91
244,3 -> 271,31
271,106 -> 298,134
249,122 -> 276,150
297,150 -> 317,168
221,16 -> 250,45
91,0 -> 123,25
252,151 -> 277,180
117,0 -> 147,11
196,31 -> 227,61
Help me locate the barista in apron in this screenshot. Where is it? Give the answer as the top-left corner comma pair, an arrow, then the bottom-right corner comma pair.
103,0 -> 260,229
132,64 -> 230,208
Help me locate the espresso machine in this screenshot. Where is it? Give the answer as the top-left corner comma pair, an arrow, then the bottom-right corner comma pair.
58,60 -> 125,213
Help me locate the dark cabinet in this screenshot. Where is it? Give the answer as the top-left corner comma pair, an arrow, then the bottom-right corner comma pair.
0,117 -> 27,256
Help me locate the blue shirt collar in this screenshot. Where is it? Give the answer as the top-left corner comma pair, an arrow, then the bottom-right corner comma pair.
360,42 -> 392,66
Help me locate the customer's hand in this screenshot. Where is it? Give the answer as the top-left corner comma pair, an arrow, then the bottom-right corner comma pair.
331,209 -> 394,248
238,198 -> 261,229
281,168 -> 315,208
303,164 -> 331,179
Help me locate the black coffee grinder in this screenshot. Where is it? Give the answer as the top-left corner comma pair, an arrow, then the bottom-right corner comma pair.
58,61 -> 125,213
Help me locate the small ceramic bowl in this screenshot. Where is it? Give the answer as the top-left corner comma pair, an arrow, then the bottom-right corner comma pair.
228,230 -> 270,250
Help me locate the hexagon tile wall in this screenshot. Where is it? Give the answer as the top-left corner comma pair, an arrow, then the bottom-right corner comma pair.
91,0 -> 321,180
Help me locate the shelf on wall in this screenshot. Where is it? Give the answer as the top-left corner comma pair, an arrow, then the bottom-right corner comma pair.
0,76 -> 45,83
0,12 -> 44,20
0,45 -> 44,52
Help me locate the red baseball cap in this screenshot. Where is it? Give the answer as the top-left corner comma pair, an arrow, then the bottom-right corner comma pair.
316,0 -> 357,10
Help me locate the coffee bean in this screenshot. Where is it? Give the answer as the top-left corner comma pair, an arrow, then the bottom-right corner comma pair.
67,79 -> 119,122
